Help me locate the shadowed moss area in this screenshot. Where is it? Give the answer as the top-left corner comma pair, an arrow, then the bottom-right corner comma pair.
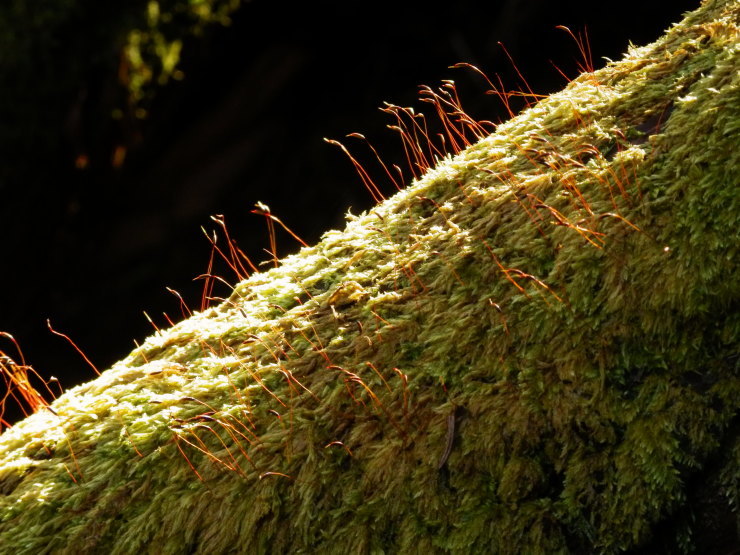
0,0 -> 738,552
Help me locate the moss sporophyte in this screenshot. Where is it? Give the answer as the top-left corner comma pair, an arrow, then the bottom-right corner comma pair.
1,0 -> 738,552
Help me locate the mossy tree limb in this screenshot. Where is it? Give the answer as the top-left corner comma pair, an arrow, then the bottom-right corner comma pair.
1,0 -> 738,552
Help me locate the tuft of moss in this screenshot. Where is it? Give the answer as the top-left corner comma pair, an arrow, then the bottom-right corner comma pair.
1,0 -> 738,552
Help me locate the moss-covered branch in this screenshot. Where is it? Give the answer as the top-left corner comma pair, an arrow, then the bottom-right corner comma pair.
1,0 -> 738,552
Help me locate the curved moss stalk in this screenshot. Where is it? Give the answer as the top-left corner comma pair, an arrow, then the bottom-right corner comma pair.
1,0 -> 738,552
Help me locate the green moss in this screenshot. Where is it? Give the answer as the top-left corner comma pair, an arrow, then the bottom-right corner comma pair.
1,0 -> 738,552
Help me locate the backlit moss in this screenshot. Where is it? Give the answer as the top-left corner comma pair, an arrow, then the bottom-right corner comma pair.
0,1 -> 737,552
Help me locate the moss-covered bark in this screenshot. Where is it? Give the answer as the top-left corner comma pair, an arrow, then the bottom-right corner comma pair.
1,0 -> 738,552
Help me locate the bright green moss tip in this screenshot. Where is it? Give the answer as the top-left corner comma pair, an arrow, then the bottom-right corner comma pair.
1,0 -> 738,553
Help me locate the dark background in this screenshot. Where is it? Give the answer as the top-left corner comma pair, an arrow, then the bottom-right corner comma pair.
1,0 -> 698,419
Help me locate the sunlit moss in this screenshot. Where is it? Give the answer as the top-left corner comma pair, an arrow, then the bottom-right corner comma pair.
0,0 -> 738,553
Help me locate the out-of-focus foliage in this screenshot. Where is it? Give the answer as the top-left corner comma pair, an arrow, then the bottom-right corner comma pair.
0,0 -> 243,185
122,0 -> 242,109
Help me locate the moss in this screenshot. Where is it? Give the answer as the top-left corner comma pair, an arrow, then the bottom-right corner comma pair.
1,0 -> 738,552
